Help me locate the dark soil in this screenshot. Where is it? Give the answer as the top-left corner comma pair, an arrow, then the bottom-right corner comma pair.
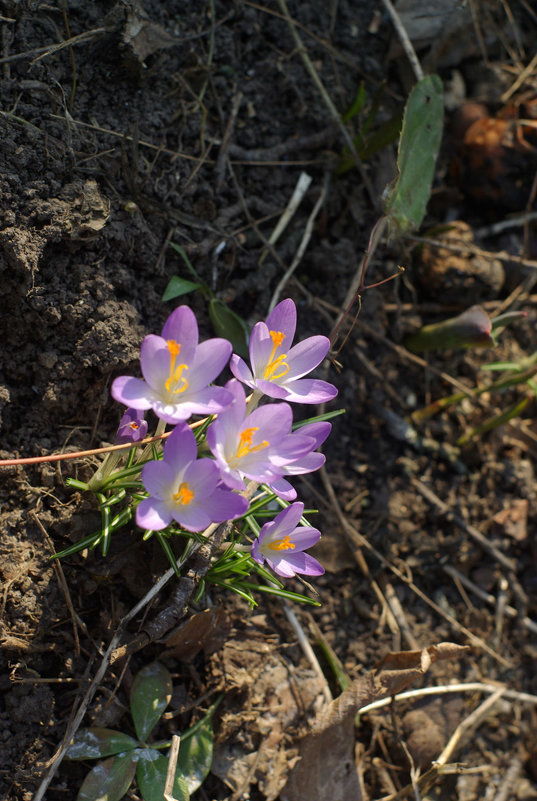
2,1 -> 537,800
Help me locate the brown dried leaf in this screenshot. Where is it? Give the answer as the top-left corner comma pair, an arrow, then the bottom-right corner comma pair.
281,642 -> 470,801
493,500 -> 528,542
376,642 -> 469,672
162,608 -> 230,662
121,0 -> 176,64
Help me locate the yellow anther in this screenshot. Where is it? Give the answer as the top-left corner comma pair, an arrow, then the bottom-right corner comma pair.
129,422 -> 139,430
236,427 -> 269,459
270,330 -> 286,348
263,330 -> 290,381
173,482 -> 194,505
165,339 -> 189,394
268,535 -> 295,552
168,339 -> 181,357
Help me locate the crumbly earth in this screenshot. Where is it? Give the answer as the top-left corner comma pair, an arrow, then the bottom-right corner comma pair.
1,2 -> 537,800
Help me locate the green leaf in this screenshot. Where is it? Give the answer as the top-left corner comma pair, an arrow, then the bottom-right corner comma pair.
178,718 -> 214,794
168,243 -> 203,281
481,361 -> 521,372
162,276 -> 203,302
338,107 -> 403,173
239,580 -> 322,606
404,305 -> 494,352
76,754 -> 137,801
67,728 -> 139,760
457,395 -> 532,446
341,82 -> 367,123
491,310 -> 527,333
130,663 -> 173,743
136,749 -> 190,801
384,74 -> 444,237
208,298 -> 250,358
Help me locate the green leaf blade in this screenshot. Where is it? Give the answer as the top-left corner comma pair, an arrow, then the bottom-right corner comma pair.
162,276 -> 203,302
136,750 -> 190,801
384,74 -> 444,237
76,754 -> 137,801
209,298 -> 250,358
66,728 -> 139,760
130,662 -> 173,743
178,718 -> 214,794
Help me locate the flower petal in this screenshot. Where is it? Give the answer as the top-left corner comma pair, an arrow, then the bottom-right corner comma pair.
111,376 -> 153,409
287,526 -> 321,551
139,335 -> 173,390
162,423 -> 197,473
187,339 -> 232,391
141,460 -> 175,499
151,386 -> 233,423
251,537 -> 263,565
207,380 -> 246,457
268,378 -> 338,404
249,322 -> 274,379
172,505 -> 212,532
268,478 -> 297,501
251,379 -> 292,400
284,336 -> 330,380
229,354 -> 254,386
160,306 -> 198,364
268,551 -> 324,577
268,434 -> 316,466
296,421 -> 332,447
265,299 -> 296,342
183,457 -> 218,496
147,401 -> 194,424
136,498 -> 172,531
246,402 -> 293,443
265,554 -> 297,577
206,488 -> 248,522
283,451 -> 325,475
260,502 -> 304,545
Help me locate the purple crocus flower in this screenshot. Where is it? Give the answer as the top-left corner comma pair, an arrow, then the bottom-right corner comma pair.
206,379 -> 315,491
251,502 -> 324,577
111,306 -> 233,424
230,298 -> 337,404
115,408 -> 149,444
136,423 -> 247,533
268,421 -> 331,500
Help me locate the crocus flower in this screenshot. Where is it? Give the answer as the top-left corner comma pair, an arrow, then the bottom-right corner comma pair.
206,379 -> 315,491
251,502 -> 324,577
136,423 -> 247,532
115,408 -> 148,444
230,298 -> 337,403
112,306 -> 233,424
268,421 -> 331,500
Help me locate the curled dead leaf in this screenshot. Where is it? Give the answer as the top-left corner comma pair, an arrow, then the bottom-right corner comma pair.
162,608 -> 230,662
282,642 -> 470,801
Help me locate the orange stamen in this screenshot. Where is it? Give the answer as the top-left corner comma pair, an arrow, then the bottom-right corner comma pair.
236,427 -> 269,459
173,482 -> 194,505
263,330 -> 290,381
268,535 -> 295,552
165,339 -> 189,394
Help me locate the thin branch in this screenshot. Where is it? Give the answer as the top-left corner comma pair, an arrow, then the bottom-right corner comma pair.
380,0 -> 423,81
